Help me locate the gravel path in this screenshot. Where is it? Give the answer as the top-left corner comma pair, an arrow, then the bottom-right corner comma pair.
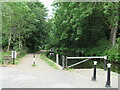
0,53 -> 118,88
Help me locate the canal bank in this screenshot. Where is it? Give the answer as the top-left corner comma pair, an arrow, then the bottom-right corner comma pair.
47,54 -> 120,74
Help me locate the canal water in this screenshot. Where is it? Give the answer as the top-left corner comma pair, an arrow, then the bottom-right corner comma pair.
48,54 -> 120,74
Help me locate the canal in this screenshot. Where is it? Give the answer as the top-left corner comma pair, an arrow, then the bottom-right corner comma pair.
48,54 -> 120,74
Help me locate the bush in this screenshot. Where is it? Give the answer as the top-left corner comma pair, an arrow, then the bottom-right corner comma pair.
18,50 -> 27,58
102,37 -> 120,62
103,44 -> 119,62
15,50 -> 27,64
82,39 -> 110,56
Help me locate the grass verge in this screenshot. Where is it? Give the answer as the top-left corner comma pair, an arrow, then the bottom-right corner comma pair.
40,53 -> 59,70
32,64 -> 36,67
15,51 -> 27,64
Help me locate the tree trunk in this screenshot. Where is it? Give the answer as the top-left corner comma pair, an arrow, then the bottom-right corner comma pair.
24,39 -> 26,48
110,26 -> 117,46
18,34 -> 21,50
7,30 -> 11,51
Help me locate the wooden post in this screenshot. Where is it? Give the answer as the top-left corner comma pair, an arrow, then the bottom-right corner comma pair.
62,55 -> 65,69
66,56 -> 67,68
56,54 -> 59,65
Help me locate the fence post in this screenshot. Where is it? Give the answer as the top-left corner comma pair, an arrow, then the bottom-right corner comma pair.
62,55 -> 65,70
104,56 -> 107,71
56,54 -> 59,65
65,56 -> 67,68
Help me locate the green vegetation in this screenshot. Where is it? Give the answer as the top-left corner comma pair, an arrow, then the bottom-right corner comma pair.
32,64 -> 36,67
1,51 -> 11,64
40,53 -> 59,70
2,2 -> 48,52
15,50 -> 27,64
2,2 -> 48,65
0,50 -> 26,64
46,2 -> 120,62
0,52 -> 1,63
2,2 -> 120,64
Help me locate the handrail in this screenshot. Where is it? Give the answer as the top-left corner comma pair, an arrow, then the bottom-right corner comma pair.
66,56 -> 107,60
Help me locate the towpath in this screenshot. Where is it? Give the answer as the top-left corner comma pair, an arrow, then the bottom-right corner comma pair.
0,53 -> 118,88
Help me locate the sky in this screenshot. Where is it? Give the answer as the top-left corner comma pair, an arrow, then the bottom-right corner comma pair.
39,0 -> 54,19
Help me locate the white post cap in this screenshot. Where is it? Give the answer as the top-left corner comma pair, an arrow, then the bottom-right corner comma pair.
94,61 -> 97,65
107,63 -> 111,68
104,56 -> 107,59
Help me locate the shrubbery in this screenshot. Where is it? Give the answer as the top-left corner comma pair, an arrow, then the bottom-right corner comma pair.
103,44 -> 119,62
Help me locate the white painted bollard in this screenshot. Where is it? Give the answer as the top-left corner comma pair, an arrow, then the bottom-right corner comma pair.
12,51 -> 17,59
32,54 -> 36,65
33,57 -> 36,65
12,50 -> 16,64
56,54 -> 59,65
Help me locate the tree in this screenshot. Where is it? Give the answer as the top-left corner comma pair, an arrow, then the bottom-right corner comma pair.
2,2 -> 48,52
103,2 -> 119,46
48,2 -> 119,60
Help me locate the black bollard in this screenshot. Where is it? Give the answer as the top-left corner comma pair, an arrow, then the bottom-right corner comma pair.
92,61 -> 97,81
13,58 -> 15,64
105,63 -> 111,88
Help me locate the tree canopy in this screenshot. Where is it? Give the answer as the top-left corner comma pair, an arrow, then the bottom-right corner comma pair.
47,2 -> 120,62
2,2 -> 48,52
2,2 -> 120,62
